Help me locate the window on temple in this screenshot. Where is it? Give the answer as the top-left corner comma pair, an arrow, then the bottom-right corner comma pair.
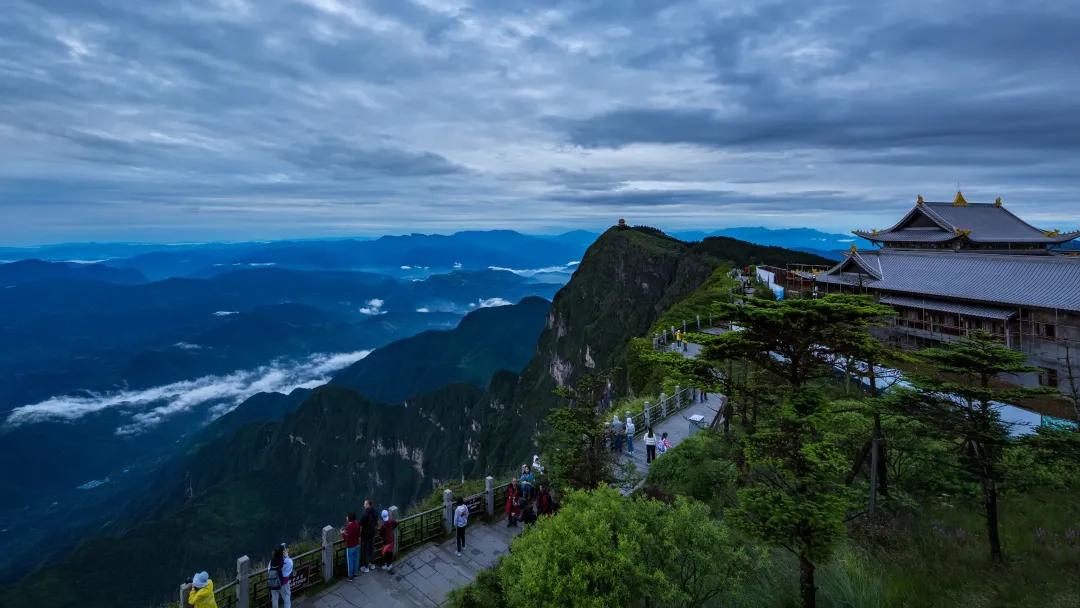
1039,367 -> 1059,388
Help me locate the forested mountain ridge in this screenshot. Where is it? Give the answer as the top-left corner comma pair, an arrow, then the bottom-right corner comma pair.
5,227 -> 823,608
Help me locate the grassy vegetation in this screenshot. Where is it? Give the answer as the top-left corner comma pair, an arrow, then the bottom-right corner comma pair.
650,266 -> 738,334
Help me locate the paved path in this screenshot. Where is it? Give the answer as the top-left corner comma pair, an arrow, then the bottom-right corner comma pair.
309,522 -> 521,608
615,394 -> 719,494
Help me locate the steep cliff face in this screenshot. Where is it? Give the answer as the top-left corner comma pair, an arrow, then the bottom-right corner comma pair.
469,226 -> 723,474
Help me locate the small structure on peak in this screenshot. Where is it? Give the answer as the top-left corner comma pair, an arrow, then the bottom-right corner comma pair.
617,218 -> 627,229
953,190 -> 969,206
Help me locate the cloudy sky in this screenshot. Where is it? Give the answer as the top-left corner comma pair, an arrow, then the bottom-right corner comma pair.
2,0 -> 1078,245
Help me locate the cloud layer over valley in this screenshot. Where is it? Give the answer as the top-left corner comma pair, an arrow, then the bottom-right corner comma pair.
5,350 -> 371,435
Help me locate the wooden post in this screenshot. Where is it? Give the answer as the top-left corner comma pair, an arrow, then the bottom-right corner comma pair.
443,489 -> 454,534
388,506 -> 401,553
674,385 -> 682,409
485,476 -> 495,517
237,555 -> 250,608
869,438 -> 879,515
643,402 -> 651,427
660,392 -> 667,418
321,525 -> 334,583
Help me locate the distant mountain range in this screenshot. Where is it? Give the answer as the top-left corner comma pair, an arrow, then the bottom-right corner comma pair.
3,227 -> 831,607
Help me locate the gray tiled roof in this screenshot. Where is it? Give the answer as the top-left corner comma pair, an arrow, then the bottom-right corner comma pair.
879,295 -> 1017,320
817,250 -> 1080,311
855,202 -> 1079,244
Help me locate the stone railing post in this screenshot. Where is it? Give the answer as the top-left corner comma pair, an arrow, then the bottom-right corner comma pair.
643,401 -> 651,427
236,555 -> 250,608
674,385 -> 682,410
682,320 -> 687,334
660,392 -> 668,418
697,314 -> 701,330
443,489 -> 454,534
485,476 -> 495,517
321,525 -> 334,583
388,506 -> 401,553
180,583 -> 191,608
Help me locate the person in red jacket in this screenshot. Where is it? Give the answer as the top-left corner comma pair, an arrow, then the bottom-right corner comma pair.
378,509 -> 398,572
505,477 -> 521,527
340,512 -> 361,580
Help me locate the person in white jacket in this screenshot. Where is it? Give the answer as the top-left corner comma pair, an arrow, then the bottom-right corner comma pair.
644,426 -> 658,463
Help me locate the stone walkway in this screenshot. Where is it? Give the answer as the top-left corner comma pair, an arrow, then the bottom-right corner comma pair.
309,521 -> 520,607
615,394 -> 719,493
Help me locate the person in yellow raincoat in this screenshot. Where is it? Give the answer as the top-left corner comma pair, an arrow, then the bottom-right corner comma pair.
188,571 -> 218,608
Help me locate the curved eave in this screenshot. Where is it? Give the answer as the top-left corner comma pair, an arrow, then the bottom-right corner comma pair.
853,230 -> 957,244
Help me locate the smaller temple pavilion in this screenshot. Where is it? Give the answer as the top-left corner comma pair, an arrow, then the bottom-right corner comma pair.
815,192 -> 1080,391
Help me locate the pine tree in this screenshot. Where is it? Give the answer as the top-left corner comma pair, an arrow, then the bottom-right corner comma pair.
893,330 -> 1050,563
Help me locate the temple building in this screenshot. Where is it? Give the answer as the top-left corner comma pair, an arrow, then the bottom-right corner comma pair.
815,192 -> 1080,391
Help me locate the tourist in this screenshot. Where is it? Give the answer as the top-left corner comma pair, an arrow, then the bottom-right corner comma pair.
268,543 -> 293,608
520,464 -> 534,500
611,414 -> 624,453
341,512 -> 361,580
644,426 -> 657,463
532,454 -> 544,475
625,415 -> 636,455
658,432 -> 671,454
359,499 -> 377,573
505,477 -> 521,526
379,509 -> 397,571
522,501 -> 537,526
187,571 -> 217,608
454,498 -> 469,556
675,329 -> 682,350
536,483 -> 554,516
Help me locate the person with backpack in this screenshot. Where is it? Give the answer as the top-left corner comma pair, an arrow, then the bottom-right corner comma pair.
454,497 -> 470,556
519,464 -> 534,500
340,512 -> 360,580
505,478 -> 521,527
658,432 -> 672,455
359,499 -> 377,573
187,571 -> 217,608
521,501 -> 537,526
625,416 -> 636,455
644,426 -> 657,463
611,414 -> 624,453
379,509 -> 398,571
268,543 -> 293,608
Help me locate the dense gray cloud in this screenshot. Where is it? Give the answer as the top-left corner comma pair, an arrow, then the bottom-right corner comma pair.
1,0 -> 1078,245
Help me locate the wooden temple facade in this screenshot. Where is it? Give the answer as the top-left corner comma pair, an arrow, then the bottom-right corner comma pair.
815,192 -> 1080,392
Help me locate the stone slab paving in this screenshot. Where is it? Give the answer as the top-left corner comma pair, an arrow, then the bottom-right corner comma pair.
308,522 -> 521,608
615,394 -> 719,495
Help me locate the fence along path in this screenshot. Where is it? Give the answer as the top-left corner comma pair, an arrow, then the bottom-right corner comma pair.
183,319 -> 724,607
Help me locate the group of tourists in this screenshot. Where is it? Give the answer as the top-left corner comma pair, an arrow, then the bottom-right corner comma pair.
186,458 -> 567,607
341,498 -> 398,580
608,414 -> 671,463
503,466 -> 558,529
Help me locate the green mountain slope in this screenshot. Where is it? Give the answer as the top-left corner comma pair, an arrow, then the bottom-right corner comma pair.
330,296 -> 548,403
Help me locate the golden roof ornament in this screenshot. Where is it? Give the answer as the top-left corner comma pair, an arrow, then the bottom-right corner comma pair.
1044,229 -> 1060,237
916,195 -> 924,206
850,243 -> 858,253
994,196 -> 1003,207
954,228 -> 971,236
953,190 -> 968,206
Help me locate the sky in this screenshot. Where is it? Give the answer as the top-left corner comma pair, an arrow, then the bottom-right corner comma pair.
2,0 -> 1079,245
